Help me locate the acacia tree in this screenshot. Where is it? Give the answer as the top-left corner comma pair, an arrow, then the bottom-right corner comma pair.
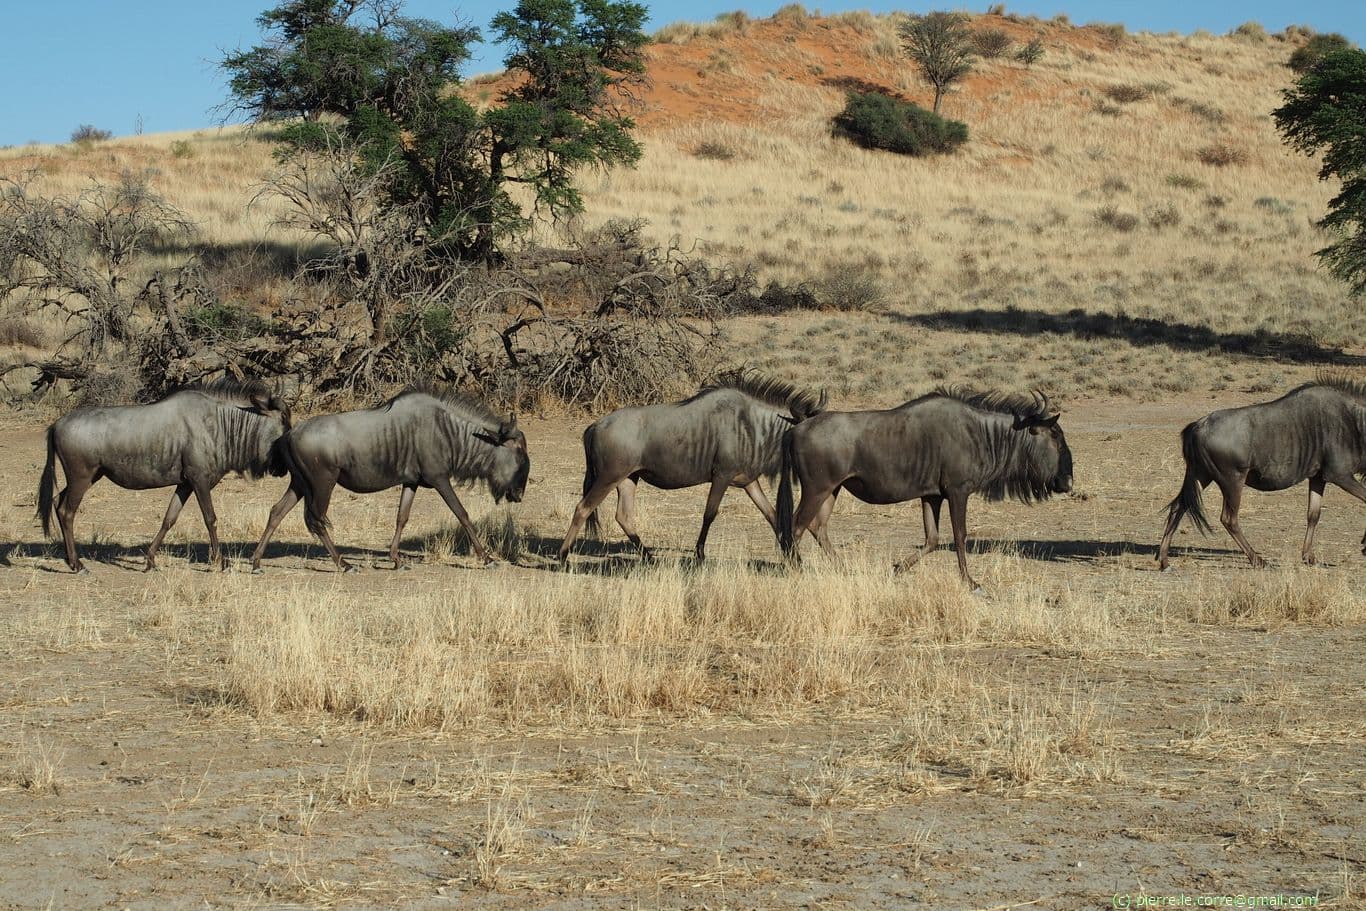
1274,48 -> 1366,296
899,11 -> 975,114
222,0 -> 647,263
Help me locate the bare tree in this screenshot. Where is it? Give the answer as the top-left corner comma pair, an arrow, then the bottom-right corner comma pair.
0,173 -> 193,355
900,12 -> 976,114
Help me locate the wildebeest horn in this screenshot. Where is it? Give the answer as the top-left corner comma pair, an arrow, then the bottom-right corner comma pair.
499,412 -> 518,440
816,388 -> 828,413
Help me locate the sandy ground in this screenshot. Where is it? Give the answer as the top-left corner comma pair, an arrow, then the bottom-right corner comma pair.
0,396 -> 1362,909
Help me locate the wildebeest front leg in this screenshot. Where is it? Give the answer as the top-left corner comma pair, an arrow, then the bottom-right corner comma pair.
145,482 -> 193,571
614,479 -> 650,557
946,490 -> 980,591
694,476 -> 729,562
896,495 -> 943,573
1217,474 -> 1264,569
388,484 -> 417,569
55,471 -> 95,573
557,476 -> 620,564
192,483 -> 227,571
250,481 -> 303,572
743,480 -> 779,533
433,478 -> 491,565
1301,475 -> 1327,565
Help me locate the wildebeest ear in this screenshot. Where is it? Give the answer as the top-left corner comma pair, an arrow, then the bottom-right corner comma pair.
249,392 -> 272,413
1041,413 -> 1060,428
499,413 -> 518,441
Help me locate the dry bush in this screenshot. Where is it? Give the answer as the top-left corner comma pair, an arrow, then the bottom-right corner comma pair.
1231,21 -> 1268,42
693,141 -> 737,161
70,125 -> 112,144
1094,206 -> 1139,232
1091,22 -> 1126,45
814,263 -> 887,311
1171,96 -> 1226,124
1146,203 -> 1181,229
1197,143 -> 1249,168
771,3 -> 809,26
1104,83 -> 1150,104
0,315 -> 48,349
971,28 -> 1013,59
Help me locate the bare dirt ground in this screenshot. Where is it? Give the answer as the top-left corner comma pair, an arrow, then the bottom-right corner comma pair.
0,396 -> 1362,910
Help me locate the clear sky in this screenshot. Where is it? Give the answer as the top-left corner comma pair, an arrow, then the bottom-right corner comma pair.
1,1 -> 1362,146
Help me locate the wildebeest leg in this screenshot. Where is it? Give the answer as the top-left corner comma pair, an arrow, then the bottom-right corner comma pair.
55,469 -> 95,573
614,479 -> 649,556
250,482 -> 302,572
1217,474 -> 1264,569
946,490 -> 979,591
809,489 -> 840,558
743,480 -> 779,533
433,478 -> 491,565
896,495 -> 943,573
145,482 -> 193,572
558,476 -> 621,563
192,483 -> 227,571
305,474 -> 352,572
1328,474 -> 1366,555
1157,479 -> 1209,571
694,476 -> 729,562
388,484 -> 418,569
1301,475 -> 1327,566
788,484 -> 839,560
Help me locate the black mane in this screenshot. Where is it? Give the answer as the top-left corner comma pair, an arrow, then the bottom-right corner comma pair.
701,368 -> 827,419
1312,370 -> 1366,403
931,385 -> 1053,421
168,377 -> 271,405
388,385 -> 503,430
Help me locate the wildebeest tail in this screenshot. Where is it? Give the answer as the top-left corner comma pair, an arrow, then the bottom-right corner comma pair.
777,427 -> 797,554
581,424 -> 601,539
1164,421 -> 1213,534
37,424 -> 57,538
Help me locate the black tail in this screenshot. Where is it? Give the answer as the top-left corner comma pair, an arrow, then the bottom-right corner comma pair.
37,424 -> 57,538
777,427 -> 797,555
1164,422 -> 1213,535
581,425 -> 601,539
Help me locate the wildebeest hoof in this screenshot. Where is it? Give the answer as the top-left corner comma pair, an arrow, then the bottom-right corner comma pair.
970,585 -> 986,597
1160,564 -> 1177,574
341,564 -> 359,574
1301,553 -> 1318,566
142,562 -> 157,573
250,566 -> 264,575
397,562 -> 413,572
74,565 -> 89,575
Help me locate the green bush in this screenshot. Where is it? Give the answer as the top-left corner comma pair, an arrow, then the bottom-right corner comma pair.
1288,33 -> 1353,73
971,28 -> 1013,58
1014,38 -> 1045,67
832,92 -> 968,157
183,301 -> 271,339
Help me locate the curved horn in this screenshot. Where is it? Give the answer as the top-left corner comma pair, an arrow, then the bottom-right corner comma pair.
816,388 -> 828,413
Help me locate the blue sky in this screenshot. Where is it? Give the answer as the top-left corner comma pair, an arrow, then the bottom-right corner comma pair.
2,1 -> 1362,146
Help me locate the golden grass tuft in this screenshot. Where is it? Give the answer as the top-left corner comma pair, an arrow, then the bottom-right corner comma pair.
1189,567 -> 1364,627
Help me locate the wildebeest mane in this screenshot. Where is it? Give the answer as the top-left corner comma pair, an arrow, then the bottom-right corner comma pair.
931,385 -> 1053,421
700,368 -> 827,419
166,376 -> 273,405
1311,370 -> 1366,403
387,385 -> 503,430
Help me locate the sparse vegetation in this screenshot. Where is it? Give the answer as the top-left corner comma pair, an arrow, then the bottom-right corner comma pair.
1103,83 -> 1150,104
971,28 -> 1012,59
1197,143 -> 1249,167
1287,32 -> 1354,73
1014,38 -> 1045,67
69,124 -> 112,143
899,11 -> 976,114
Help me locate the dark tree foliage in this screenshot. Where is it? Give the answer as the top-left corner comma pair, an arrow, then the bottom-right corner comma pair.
832,92 -> 968,157
1274,49 -> 1366,296
1287,32 -> 1354,74
222,0 -> 647,262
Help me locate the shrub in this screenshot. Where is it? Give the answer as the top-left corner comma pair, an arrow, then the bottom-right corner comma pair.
70,125 -> 112,144
1100,176 -> 1130,194
693,141 -> 737,161
1095,206 -> 1139,232
1254,196 -> 1294,215
772,3 -> 809,25
972,28 -> 1013,59
832,92 -> 968,157
182,301 -> 272,340
169,140 -> 194,159
1231,21 -> 1267,42
1171,96 -> 1225,124
714,10 -> 750,32
1166,173 -> 1204,190
1014,38 -> 1045,66
1197,143 -> 1248,167
1288,33 -> 1353,73
1146,203 -> 1181,229
0,315 -> 48,349
1092,22 -> 1125,45
815,264 -> 886,311
1104,83 -> 1149,104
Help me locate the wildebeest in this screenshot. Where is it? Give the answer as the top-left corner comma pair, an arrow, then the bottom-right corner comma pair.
778,388 -> 1073,590
37,379 -> 292,573
250,388 -> 529,572
1157,375 -> 1366,570
556,370 -> 828,564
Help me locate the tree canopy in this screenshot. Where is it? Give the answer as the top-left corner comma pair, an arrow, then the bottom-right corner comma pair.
1274,48 -> 1366,297
222,0 -> 647,262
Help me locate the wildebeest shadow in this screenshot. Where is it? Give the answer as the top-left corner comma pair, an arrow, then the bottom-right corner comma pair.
516,533 -> 791,577
0,539 -> 379,573
963,537 -> 1238,562
892,307 -> 1365,366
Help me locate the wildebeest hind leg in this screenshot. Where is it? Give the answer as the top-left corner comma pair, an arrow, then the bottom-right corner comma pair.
145,482 -> 193,571
896,496 -> 943,573
1328,474 -> 1366,555
1301,475 -> 1326,565
388,484 -> 417,569
433,478 -> 491,566
788,485 -> 837,562
694,476 -> 730,562
251,481 -> 303,572
192,483 -> 227,571
810,488 -> 840,559
305,474 -> 352,572
55,469 -> 95,573
614,479 -> 649,556
1217,474 -> 1264,569
557,476 -> 620,564
743,480 -> 779,534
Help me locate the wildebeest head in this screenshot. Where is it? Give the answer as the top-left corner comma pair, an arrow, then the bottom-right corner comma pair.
245,387 -> 293,477
482,413 -> 530,503
1012,392 -> 1073,495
